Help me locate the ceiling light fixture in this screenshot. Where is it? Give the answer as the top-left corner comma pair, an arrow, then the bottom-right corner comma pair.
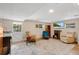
49,9 -> 54,13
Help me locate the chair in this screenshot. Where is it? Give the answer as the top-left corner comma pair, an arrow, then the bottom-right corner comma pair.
26,32 -> 36,42
42,31 -> 49,39
60,31 -> 76,43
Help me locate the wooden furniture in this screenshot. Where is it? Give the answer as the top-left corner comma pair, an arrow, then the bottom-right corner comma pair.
26,32 -> 36,42
3,36 -> 11,55
0,26 -> 11,55
60,31 -> 76,43
27,35 -> 36,42
0,26 -> 3,54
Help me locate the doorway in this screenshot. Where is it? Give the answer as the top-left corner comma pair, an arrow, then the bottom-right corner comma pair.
45,25 -> 51,37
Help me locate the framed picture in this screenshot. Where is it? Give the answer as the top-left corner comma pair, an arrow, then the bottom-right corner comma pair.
36,24 -> 39,28
36,24 -> 42,28
13,23 -> 22,32
39,24 -> 42,28
53,21 -> 64,28
66,23 -> 75,28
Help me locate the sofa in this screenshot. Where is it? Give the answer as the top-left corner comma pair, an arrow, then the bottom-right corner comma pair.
60,31 -> 76,43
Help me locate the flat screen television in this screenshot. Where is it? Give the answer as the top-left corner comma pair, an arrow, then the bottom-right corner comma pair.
53,21 -> 64,28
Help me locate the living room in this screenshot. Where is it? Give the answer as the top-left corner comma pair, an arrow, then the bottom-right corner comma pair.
0,3 -> 79,55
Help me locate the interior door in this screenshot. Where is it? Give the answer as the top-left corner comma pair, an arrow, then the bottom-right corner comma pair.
45,25 -> 51,37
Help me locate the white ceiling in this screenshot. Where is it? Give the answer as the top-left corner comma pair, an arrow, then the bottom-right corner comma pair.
0,3 -> 79,22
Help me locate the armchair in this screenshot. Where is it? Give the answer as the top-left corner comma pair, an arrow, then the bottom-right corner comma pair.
60,31 -> 76,43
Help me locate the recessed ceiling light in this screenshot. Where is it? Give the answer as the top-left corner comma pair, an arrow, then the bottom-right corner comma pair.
49,9 -> 54,13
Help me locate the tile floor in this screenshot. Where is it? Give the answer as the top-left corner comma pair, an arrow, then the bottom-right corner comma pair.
11,38 -> 79,55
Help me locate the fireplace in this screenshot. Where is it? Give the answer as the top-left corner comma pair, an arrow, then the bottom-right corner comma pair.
53,30 -> 61,39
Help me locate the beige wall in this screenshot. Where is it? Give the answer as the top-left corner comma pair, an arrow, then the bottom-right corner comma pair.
1,18 -> 79,43
52,18 -> 79,33
52,18 -> 79,43
64,19 -> 79,32
23,20 -> 51,39
0,18 -> 12,31
0,19 -> 51,42
63,19 -> 79,43
0,18 -> 24,42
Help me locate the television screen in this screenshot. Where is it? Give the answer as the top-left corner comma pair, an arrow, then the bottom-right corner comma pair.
53,21 -> 64,28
